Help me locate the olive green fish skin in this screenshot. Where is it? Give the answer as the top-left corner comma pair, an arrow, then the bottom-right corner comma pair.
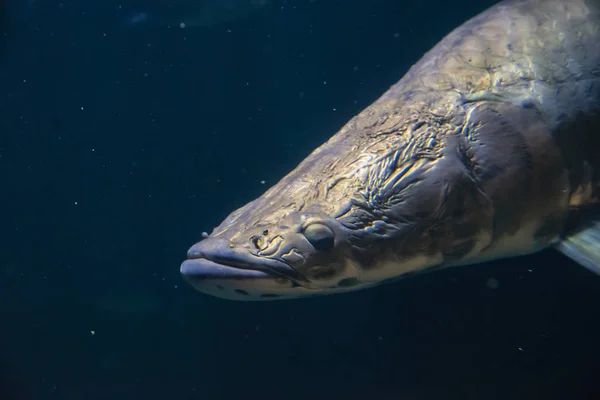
181,0 -> 600,300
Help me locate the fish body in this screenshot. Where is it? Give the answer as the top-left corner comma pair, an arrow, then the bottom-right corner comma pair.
181,0 -> 600,300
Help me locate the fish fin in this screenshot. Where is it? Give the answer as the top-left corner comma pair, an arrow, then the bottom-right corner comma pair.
556,218 -> 600,275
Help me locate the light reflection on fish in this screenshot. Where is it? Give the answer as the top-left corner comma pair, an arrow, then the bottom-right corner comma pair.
181,0 -> 600,300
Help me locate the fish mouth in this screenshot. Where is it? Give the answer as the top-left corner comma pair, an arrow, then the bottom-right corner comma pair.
180,258 -> 278,281
180,237 -> 306,297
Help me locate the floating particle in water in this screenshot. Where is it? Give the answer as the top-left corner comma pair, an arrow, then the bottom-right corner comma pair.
486,277 -> 499,289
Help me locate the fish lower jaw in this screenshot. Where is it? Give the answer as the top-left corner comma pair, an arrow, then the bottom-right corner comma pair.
180,258 -> 379,301
179,258 -> 306,300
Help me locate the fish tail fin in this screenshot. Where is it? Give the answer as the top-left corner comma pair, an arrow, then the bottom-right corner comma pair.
556,217 -> 600,276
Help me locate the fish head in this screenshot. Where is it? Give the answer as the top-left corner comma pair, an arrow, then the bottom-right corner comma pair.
180,182 -> 365,300
181,109 -> 501,301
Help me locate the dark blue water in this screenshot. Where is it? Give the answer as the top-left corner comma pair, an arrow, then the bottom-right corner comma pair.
1,0 -> 600,399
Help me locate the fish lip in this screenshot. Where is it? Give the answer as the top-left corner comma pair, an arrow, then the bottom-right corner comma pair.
180,258 -> 275,281
183,248 -> 306,285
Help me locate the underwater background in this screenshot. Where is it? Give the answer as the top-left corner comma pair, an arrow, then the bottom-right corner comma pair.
1,0 -> 600,398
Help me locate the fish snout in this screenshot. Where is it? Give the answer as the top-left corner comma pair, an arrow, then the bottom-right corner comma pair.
181,235 -> 304,281
180,236 -> 309,300
186,237 -> 231,260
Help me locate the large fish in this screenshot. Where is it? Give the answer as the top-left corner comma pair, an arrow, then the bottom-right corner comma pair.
181,0 -> 600,300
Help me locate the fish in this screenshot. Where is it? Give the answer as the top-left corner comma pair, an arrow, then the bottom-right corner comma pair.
181,0 -> 600,300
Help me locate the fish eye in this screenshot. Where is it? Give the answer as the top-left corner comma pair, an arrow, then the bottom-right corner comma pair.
303,223 -> 335,250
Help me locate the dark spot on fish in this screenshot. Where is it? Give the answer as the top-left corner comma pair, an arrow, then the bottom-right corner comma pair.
262,230 -> 269,236
308,265 -> 337,279
260,294 -> 281,298
337,277 -> 360,288
506,43 -> 512,51
280,225 -> 289,229
234,289 -> 249,296
520,99 -> 535,109
217,285 -> 224,290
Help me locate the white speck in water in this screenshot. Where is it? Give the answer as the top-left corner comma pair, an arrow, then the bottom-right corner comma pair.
90,330 -> 95,336
260,180 -> 266,184
486,277 -> 499,289
74,201 -> 78,205
180,22 -> 186,28
518,347 -> 524,352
